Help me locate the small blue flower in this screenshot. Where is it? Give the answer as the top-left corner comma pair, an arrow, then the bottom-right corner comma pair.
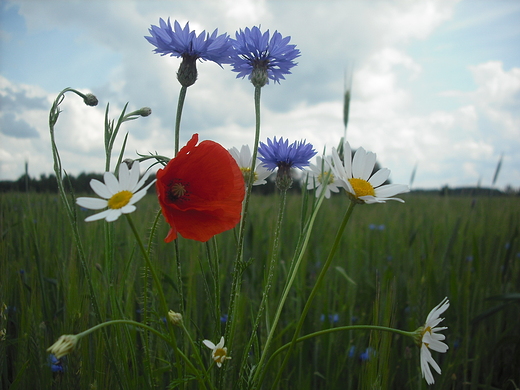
145,18 -> 232,65
230,26 -> 300,87
258,137 -> 316,171
359,347 -> 375,362
47,354 -> 64,373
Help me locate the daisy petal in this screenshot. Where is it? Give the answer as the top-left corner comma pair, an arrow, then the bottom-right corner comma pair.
368,168 -> 390,187
104,172 -> 120,194
89,179 -> 112,199
85,209 -> 112,222
118,163 -> 130,191
76,197 -> 108,210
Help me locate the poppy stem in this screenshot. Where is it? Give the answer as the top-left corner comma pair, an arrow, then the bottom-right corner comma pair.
125,214 -> 184,380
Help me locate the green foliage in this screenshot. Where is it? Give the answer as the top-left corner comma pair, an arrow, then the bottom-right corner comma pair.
1,192 -> 519,389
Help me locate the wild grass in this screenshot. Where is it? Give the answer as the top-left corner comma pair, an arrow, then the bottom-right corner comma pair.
1,191 -> 519,389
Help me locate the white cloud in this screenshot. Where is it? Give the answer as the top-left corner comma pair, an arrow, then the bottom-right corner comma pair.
1,0 -> 519,190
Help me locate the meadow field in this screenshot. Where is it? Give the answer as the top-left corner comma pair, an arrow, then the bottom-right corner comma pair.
1,191 -> 519,389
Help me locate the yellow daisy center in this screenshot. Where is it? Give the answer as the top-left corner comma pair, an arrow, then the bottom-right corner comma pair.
107,190 -> 133,209
240,167 -> 258,183
214,347 -> 227,363
318,170 -> 335,185
349,178 -> 375,198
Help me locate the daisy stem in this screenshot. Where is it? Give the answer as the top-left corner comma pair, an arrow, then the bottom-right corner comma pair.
269,200 -> 357,389
250,186 -> 327,387
125,214 -> 183,380
75,319 -> 210,390
49,88 -> 126,390
174,85 -> 188,156
264,325 -> 415,373
238,187 -> 288,385
225,86 -> 262,378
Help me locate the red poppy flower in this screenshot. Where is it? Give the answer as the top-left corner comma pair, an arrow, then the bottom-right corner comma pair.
156,133 -> 245,242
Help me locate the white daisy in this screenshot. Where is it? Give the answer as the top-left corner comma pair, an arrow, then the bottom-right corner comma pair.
331,142 -> 409,204
228,145 -> 272,186
419,297 -> 450,385
47,334 -> 79,359
202,336 -> 231,368
76,161 -> 155,222
306,155 -> 341,198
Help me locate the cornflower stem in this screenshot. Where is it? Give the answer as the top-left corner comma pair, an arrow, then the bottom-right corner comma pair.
250,188 -> 327,387
49,88 -> 126,390
174,85 -> 188,156
225,85 -> 262,377
125,214 -> 183,380
75,320 -> 211,390
270,200 -> 357,389
238,187 -> 288,385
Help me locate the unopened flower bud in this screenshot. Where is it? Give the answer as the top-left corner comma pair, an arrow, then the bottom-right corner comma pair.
47,334 -> 78,359
251,66 -> 269,88
177,57 -> 198,87
137,107 -> 152,117
167,310 -> 183,326
275,164 -> 293,191
83,93 -> 98,107
123,159 -> 135,169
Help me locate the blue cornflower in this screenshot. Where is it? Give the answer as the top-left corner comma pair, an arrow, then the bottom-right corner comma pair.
258,137 -> 316,171
230,26 -> 300,87
47,354 -> 64,373
145,18 -> 233,86
258,137 -> 316,191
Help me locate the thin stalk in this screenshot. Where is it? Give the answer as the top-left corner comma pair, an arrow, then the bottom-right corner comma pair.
225,86 -> 262,369
49,89 -> 127,390
75,320 -> 210,390
237,188 -> 288,386
125,215 -> 183,380
250,188 -> 327,386
174,86 -> 188,156
269,201 -> 357,389
263,325 -> 415,375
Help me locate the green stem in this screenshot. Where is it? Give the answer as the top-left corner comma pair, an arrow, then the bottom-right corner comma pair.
269,201 -> 357,388
263,325 -> 415,375
75,319 -> 209,390
174,86 -> 188,156
238,188 -> 287,386
125,214 -> 183,380
49,88 -> 127,390
225,86 -> 262,372
250,188 -> 327,387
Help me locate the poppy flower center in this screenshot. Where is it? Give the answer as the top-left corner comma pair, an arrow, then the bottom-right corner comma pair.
107,191 -> 133,209
169,182 -> 187,201
349,178 -> 375,198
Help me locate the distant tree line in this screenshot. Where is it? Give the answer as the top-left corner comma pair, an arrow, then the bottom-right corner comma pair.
1,172 -> 518,196
0,172 -> 282,195
0,173 -> 104,193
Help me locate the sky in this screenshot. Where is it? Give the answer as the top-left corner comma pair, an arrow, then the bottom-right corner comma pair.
0,0 -> 519,190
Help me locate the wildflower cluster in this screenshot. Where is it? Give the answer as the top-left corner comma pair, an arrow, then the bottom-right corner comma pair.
43,16 -> 451,390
